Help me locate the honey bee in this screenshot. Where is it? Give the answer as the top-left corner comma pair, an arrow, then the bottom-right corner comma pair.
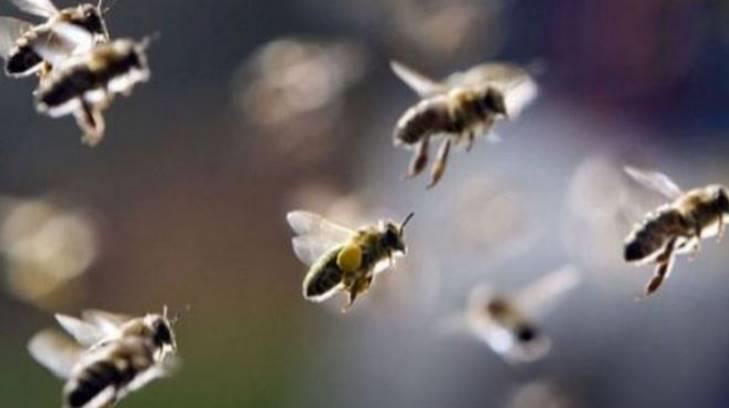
0,0 -> 109,78
441,266 -> 579,363
32,24 -> 150,145
287,210 -> 413,312
623,166 -> 729,297
391,60 -> 538,188
28,308 -> 179,408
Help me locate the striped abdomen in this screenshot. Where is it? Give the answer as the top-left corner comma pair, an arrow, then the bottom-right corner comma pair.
394,89 -> 497,146
624,208 -> 690,262
5,44 -> 44,77
64,337 -> 156,408
303,246 -> 344,300
37,43 -> 146,109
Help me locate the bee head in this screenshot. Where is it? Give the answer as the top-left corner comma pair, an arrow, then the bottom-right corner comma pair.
145,306 -> 180,353
381,213 -> 414,254
75,4 -> 109,39
479,87 -> 508,117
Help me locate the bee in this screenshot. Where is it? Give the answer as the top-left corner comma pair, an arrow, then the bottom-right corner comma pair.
0,0 -> 109,78
440,266 -> 579,363
391,60 -> 538,188
623,166 -> 729,297
28,308 -> 180,408
287,210 -> 414,312
32,24 -> 151,145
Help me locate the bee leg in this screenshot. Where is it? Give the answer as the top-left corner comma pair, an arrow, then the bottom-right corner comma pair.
717,218 -> 725,243
644,238 -> 677,297
465,132 -> 475,152
406,136 -> 430,179
427,138 -> 452,189
75,100 -> 105,146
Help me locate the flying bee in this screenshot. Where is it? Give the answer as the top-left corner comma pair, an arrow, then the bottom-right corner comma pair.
439,266 -> 579,364
287,210 -> 414,312
0,0 -> 110,78
623,166 -> 729,297
32,24 -> 151,145
391,60 -> 538,188
28,307 -> 180,408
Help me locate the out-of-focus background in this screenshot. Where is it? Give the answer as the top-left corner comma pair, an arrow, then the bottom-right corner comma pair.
1,0 -> 729,407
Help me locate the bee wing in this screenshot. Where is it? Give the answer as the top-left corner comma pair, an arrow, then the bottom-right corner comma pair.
10,0 -> 59,18
0,17 -> 32,59
287,210 -> 354,266
81,309 -> 131,335
390,60 -> 447,97
515,265 -> 580,320
292,236 -> 342,266
498,76 -> 538,119
55,314 -> 107,347
27,329 -> 81,379
624,166 -> 684,200
30,22 -> 94,66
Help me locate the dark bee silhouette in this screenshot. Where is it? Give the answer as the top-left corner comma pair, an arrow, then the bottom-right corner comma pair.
391,60 -> 538,188
33,25 -> 150,145
624,167 -> 729,296
440,266 -> 579,364
28,308 -> 179,408
0,0 -> 109,78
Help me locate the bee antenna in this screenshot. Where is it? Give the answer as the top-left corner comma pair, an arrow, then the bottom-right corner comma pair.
100,0 -> 119,14
169,304 -> 191,325
400,212 -> 415,230
140,32 -> 161,50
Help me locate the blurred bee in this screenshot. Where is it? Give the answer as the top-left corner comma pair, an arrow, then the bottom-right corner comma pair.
32,24 -> 151,145
623,167 -> 729,296
391,60 -> 538,188
28,308 -> 180,408
0,0 -> 109,78
440,266 -> 579,364
287,210 -> 414,312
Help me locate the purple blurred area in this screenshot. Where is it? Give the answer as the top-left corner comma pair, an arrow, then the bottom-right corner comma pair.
1,1 -> 729,407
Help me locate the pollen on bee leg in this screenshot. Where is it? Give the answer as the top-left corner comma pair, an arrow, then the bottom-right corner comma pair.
336,245 -> 362,273
427,138 -> 451,189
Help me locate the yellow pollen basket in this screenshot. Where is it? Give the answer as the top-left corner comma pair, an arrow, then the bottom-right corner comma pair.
336,244 -> 362,273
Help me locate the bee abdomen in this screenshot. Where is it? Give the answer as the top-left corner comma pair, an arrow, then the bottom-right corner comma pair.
394,101 -> 453,145
38,68 -> 96,109
304,255 -> 344,300
5,46 -> 43,76
65,360 -> 131,408
624,209 -> 687,262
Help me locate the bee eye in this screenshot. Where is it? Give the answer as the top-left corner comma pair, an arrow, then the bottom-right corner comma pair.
383,230 -> 399,248
153,321 -> 173,346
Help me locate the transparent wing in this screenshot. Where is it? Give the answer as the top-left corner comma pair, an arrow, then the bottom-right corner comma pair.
624,166 -> 684,200
49,22 -> 94,53
55,314 -> 106,347
31,23 -> 93,66
81,309 -> 131,336
291,236 -> 339,266
390,60 -> 447,97
10,0 -> 59,18
447,63 -> 529,88
27,329 -> 81,379
499,77 -> 538,118
515,265 -> 580,319
0,17 -> 32,58
286,210 -> 354,239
